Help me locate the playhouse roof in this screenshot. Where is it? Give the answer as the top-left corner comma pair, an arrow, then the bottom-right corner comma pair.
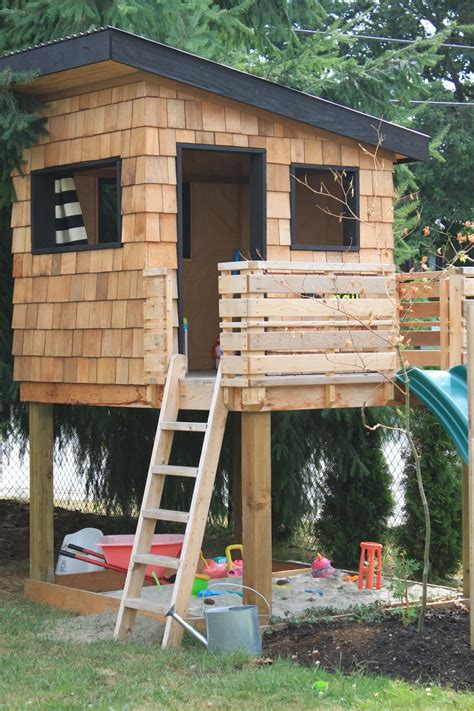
0,26 -> 429,162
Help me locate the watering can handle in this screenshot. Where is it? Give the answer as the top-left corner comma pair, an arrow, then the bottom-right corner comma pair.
206,582 -> 271,616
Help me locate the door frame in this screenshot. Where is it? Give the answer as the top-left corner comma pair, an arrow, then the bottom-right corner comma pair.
176,144 -> 267,354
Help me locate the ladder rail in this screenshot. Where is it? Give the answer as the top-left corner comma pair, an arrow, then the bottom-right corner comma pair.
114,356 -> 228,649
114,354 -> 187,640
161,365 -> 228,649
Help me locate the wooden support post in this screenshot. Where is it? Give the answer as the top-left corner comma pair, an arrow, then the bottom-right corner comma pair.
241,411 -> 272,622
29,403 -> 54,582
466,301 -> 474,650
462,464 -> 470,598
231,412 -> 243,543
449,272 -> 464,367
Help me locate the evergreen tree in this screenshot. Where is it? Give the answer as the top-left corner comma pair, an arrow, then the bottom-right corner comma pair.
398,408 -> 461,580
320,0 -> 473,261
0,1 -> 447,524
315,408 -> 394,569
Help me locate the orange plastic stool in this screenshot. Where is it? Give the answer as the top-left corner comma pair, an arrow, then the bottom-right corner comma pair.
358,542 -> 383,590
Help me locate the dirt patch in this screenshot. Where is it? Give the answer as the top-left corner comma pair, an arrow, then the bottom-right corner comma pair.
0,499 -> 138,566
263,606 -> 474,691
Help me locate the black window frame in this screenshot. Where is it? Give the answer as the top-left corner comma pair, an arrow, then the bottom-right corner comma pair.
30,157 -> 122,254
290,163 -> 360,252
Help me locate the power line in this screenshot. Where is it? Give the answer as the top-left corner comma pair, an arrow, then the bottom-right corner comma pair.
390,100 -> 474,106
295,28 -> 474,51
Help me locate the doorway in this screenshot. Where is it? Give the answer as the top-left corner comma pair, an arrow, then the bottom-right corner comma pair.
177,146 -> 266,371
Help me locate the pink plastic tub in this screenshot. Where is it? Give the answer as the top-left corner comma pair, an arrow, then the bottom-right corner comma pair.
97,534 -> 184,578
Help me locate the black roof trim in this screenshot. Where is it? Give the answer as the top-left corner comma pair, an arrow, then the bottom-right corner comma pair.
0,27 -> 429,162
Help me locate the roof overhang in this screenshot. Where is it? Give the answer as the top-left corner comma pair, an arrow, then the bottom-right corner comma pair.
0,27 -> 430,162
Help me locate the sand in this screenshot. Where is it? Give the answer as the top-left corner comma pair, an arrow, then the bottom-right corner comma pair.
41,570 -> 459,646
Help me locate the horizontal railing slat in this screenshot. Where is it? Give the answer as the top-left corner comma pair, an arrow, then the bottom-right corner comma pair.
220,297 -> 396,320
221,352 -> 397,376
221,330 -> 396,352
219,274 -> 396,296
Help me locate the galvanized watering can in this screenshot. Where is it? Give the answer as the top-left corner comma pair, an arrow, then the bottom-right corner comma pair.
166,584 -> 269,655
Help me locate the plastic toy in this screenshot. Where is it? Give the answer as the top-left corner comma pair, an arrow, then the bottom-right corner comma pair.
311,553 -> 335,578
225,544 -> 243,576
358,542 -> 383,590
201,558 -> 228,579
212,338 -> 222,369
313,681 -> 329,692
192,573 -> 210,596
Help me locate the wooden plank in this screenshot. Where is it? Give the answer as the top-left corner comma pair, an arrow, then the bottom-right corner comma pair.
234,381 -> 395,411
24,579 -> 167,622
231,412 -> 242,543
20,382 -> 151,407
242,412 -> 272,622
400,301 -> 440,319
220,318 -> 396,330
449,274 -> 464,366
29,403 -> 54,582
178,377 -> 214,410
219,260 -> 395,273
54,570 -> 127,592
219,274 -> 395,296
466,301 -> 474,649
439,276 -> 450,370
221,329 -> 396,353
220,297 -> 395,320
224,372 -> 386,388
400,331 -> 440,347
402,350 -> 441,368
462,464 -> 470,598
222,351 -> 396,376
464,279 -> 474,298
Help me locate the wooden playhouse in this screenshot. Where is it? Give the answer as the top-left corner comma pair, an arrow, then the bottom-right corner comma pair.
4,27 -> 472,648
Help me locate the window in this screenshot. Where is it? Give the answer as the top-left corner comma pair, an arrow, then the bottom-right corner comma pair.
291,164 -> 359,251
31,158 -> 121,253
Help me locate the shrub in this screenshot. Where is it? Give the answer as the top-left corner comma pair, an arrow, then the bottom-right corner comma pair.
315,409 -> 394,569
398,407 -> 461,580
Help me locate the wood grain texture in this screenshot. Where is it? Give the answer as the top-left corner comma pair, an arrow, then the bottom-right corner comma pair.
10,74 -> 398,405
242,411 -> 272,620
29,403 -> 54,582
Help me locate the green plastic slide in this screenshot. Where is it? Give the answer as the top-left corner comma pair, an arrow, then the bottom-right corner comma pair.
396,366 -> 468,464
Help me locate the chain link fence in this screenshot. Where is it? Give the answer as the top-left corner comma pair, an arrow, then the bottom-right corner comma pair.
0,425 -> 410,527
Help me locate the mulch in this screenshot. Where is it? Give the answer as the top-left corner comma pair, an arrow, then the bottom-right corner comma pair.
263,606 -> 474,691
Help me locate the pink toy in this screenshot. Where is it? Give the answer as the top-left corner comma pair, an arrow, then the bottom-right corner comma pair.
311,553 -> 335,578
227,560 -> 243,576
201,559 -> 228,579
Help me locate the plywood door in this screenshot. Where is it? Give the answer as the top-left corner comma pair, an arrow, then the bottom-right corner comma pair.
183,182 -> 249,370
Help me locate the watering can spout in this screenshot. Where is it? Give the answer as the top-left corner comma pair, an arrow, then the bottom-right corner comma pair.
165,605 -> 208,648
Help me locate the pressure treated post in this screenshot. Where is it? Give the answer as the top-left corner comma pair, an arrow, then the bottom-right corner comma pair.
462,464 -> 470,598
242,411 -> 272,622
466,302 -> 474,650
232,412 -> 243,542
29,403 -> 54,582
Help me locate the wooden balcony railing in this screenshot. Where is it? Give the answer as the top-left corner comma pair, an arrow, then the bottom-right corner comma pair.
218,260 -> 398,388
398,269 -> 474,369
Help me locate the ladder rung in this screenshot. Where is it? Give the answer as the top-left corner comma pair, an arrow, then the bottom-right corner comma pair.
161,421 -> 207,433
151,465 -> 199,478
133,553 -> 180,569
142,508 -> 189,524
124,597 -> 165,614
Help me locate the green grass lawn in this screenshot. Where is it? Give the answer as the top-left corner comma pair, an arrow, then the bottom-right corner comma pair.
0,592 -> 473,710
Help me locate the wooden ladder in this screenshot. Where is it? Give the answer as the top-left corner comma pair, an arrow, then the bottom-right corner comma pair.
114,353 -> 228,648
